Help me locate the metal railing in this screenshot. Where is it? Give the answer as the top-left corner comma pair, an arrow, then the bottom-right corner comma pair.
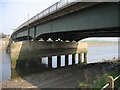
101,75 -> 120,90
15,0 -> 78,32
13,0 -> 119,34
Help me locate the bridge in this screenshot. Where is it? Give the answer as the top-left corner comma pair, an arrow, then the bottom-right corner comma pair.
9,1 -> 119,74
11,2 -> 119,42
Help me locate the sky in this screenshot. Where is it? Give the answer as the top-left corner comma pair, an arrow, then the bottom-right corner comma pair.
0,0 -> 59,34
0,0 -> 119,41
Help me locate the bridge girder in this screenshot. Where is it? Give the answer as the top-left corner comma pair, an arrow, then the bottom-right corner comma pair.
11,2 -> 119,41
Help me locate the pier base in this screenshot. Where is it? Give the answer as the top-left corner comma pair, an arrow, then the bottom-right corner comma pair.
78,53 -> 82,64
84,53 -> 87,64
65,55 -> 68,66
57,56 -> 61,68
48,57 -> 52,68
72,54 -> 76,65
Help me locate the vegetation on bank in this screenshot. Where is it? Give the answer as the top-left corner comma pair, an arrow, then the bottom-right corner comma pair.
0,37 -> 9,51
79,71 -> 120,89
90,71 -> 120,89
0,33 -> 10,38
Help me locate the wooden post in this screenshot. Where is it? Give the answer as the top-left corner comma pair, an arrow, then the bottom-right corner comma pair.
65,55 -> 68,66
84,52 -> 87,64
72,54 -> 76,65
107,76 -> 114,90
48,57 -> 52,68
57,56 -> 61,68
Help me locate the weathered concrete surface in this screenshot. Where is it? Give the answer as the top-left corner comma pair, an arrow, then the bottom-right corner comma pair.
10,41 -> 87,60
10,41 -> 87,75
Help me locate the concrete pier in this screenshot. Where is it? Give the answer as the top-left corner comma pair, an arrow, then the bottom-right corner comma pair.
72,54 -> 76,65
57,56 -> 61,68
84,53 -> 87,64
78,53 -> 82,64
65,55 -> 68,67
10,41 -> 87,75
48,57 -> 52,68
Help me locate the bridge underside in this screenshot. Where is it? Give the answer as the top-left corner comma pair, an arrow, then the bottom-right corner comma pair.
12,2 -> 119,42
36,27 -> 119,41
14,27 -> 119,42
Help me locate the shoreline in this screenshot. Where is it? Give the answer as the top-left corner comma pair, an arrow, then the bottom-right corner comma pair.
86,41 -> 118,47
1,59 -> 120,88
1,39 -> 119,88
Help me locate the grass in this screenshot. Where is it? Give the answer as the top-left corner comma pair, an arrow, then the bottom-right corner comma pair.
88,71 -> 120,89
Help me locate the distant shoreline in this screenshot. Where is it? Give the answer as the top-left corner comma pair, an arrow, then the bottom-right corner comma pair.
0,38 -> 9,51
0,38 -> 118,51
85,41 -> 118,47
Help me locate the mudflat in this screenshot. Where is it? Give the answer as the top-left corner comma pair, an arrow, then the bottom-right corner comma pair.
2,59 -> 120,89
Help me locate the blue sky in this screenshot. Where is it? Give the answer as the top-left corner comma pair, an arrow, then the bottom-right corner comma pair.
0,0 -> 58,34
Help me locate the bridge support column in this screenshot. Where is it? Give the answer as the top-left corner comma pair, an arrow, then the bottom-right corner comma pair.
34,26 -> 36,41
84,52 -> 87,64
78,53 -> 82,64
48,57 -> 52,68
28,29 -> 30,40
65,55 -> 68,67
72,54 -> 76,65
57,56 -> 61,68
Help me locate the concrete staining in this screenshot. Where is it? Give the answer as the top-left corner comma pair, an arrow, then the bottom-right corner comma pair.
10,41 -> 87,75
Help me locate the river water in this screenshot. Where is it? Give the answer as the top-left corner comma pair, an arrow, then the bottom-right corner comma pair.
0,44 -> 118,82
0,50 -> 11,83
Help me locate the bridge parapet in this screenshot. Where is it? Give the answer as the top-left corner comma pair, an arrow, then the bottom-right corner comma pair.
14,0 -> 77,32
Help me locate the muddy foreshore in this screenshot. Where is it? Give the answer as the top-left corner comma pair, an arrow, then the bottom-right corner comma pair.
1,59 -> 120,89
0,40 -> 119,89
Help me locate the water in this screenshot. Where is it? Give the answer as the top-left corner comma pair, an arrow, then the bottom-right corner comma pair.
0,44 -> 118,82
88,45 -> 118,63
0,51 -> 11,82
42,44 -> 118,68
